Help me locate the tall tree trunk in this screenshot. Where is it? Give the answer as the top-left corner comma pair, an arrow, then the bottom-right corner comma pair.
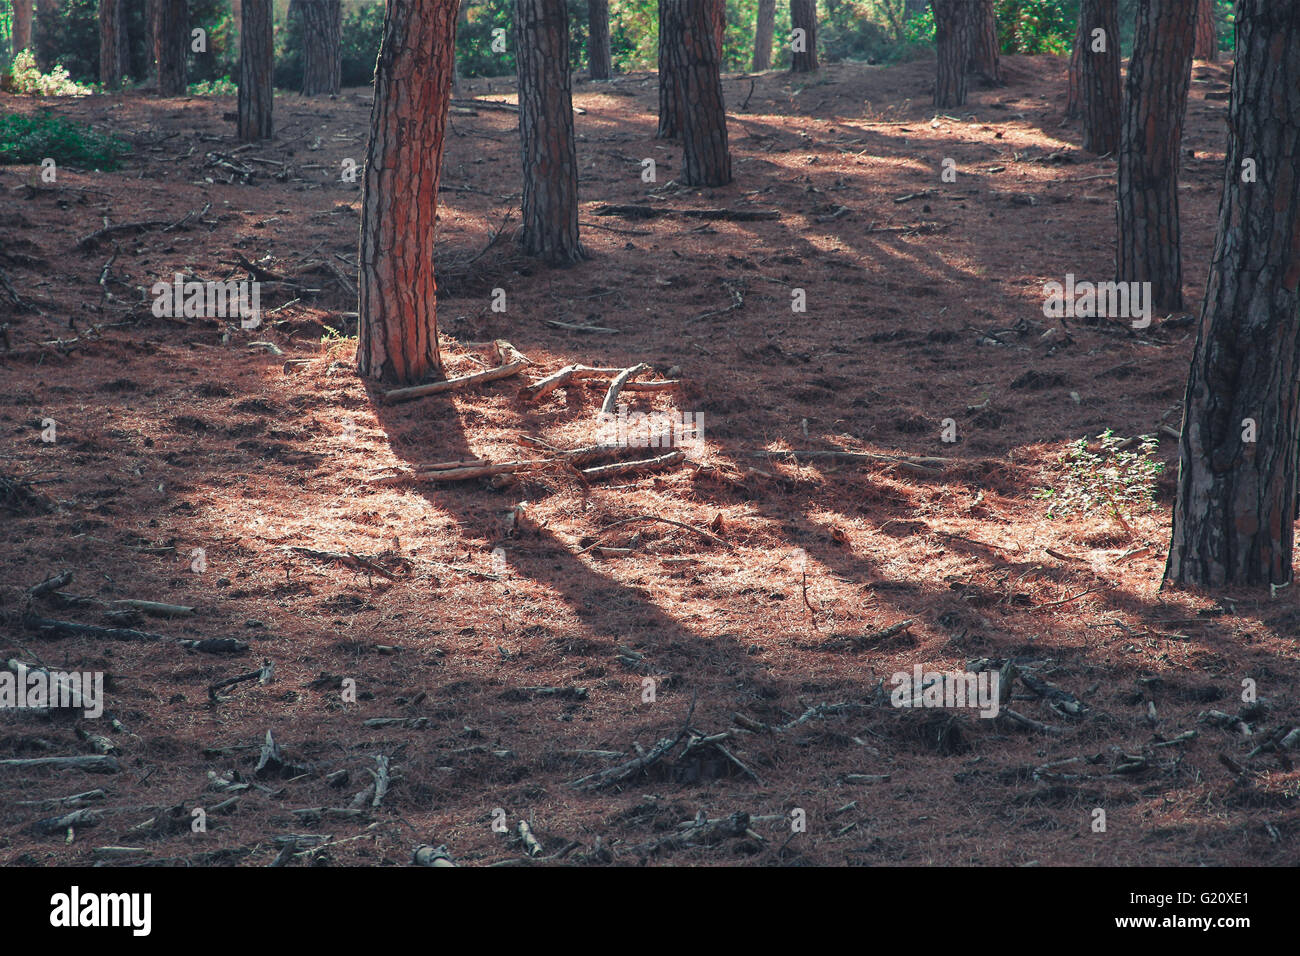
33,0 -> 56,69
1080,0 -> 1121,154
11,0 -> 33,55
99,0 -> 124,87
789,0 -> 817,72
516,0 -> 586,264
1065,8 -> 1086,120
154,0 -> 187,95
710,0 -> 725,68
145,0 -> 157,83
1194,0 -> 1216,61
1117,0 -> 1197,312
931,0 -> 973,107
298,0 -> 342,95
1166,0 -> 1300,588
357,0 -> 458,386
657,0 -> 682,138
237,0 -> 273,141
588,0 -> 611,79
970,0 -> 1002,86
752,0 -> 776,71
661,0 -> 730,187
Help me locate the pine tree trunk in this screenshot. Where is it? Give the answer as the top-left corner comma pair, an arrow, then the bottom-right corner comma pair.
154,0 -> 187,95
710,0 -> 725,67
588,0 -> 611,79
657,0 -> 682,138
970,0 -> 1002,86
99,0 -> 123,87
931,0 -> 973,107
1166,0 -> 1300,588
752,0 -> 776,71
1117,0 -> 1197,312
1080,0 -> 1121,154
1065,8 -> 1086,120
237,0 -> 273,141
661,0 -> 730,187
516,0 -> 586,264
34,0 -> 56,69
298,0 -> 342,95
1194,0 -> 1216,61
357,0 -> 458,386
11,0 -> 33,55
789,0 -> 817,73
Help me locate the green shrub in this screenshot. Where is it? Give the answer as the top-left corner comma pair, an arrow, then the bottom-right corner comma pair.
0,110 -> 130,169
6,50 -> 93,96
1034,431 -> 1164,523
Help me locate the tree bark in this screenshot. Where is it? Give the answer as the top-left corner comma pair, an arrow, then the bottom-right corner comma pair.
1065,8 -> 1086,120
1079,0 -> 1121,154
357,0 -> 458,385
970,0 -> 1002,86
154,0 -> 187,96
297,0 -> 342,95
752,0 -> 776,71
661,0 -> 731,187
657,0 -> 682,138
1117,0 -> 1196,312
588,0 -> 611,79
99,0 -> 124,87
1194,0 -> 1216,61
237,0 -> 273,141
515,0 -> 586,264
710,0 -> 726,68
931,0 -> 973,107
789,0 -> 817,73
11,0 -> 33,55
1166,0 -> 1300,588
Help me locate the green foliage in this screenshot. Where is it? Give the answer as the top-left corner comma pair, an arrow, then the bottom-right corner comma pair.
1034,431 -> 1164,523
996,0 -> 1076,55
0,110 -> 130,169
5,50 -> 93,95
188,76 -> 237,96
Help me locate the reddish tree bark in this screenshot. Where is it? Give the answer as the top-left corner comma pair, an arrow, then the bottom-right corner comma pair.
1065,10 -> 1086,120
99,0 -> 124,87
588,0 -> 611,79
1194,0 -> 1217,61
237,0 -> 273,141
516,0 -> 586,264
1166,0 -> 1300,587
154,0 -> 187,96
357,0 -> 459,385
657,0 -> 682,138
790,0 -> 817,72
1080,0 -> 1121,154
296,0 -> 342,95
752,0 -> 776,71
931,0 -> 974,107
970,0 -> 1002,86
11,0 -> 33,55
1117,0 -> 1198,311
661,0 -> 731,187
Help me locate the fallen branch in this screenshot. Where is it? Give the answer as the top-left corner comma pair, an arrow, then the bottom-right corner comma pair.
600,363 -> 651,415
581,450 -> 686,481
519,364 -> 625,402
383,340 -> 529,403
0,755 -> 121,773
576,515 -> 731,554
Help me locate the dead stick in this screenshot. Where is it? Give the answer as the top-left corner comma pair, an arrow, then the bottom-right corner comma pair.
577,516 -> 731,553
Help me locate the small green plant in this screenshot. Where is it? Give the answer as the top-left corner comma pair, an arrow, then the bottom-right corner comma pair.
6,50 -> 93,96
0,111 -> 131,169
188,76 -> 237,96
1034,430 -> 1164,524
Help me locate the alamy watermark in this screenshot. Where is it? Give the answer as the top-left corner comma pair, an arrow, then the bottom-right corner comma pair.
151,273 -> 262,328
595,404 -> 704,451
0,663 -> 103,718
1042,274 -> 1151,329
890,664 -> 1001,718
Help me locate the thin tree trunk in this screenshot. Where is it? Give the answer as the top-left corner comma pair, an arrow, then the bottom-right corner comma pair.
790,0 -> 817,72
931,0 -> 973,107
662,0 -> 730,187
1166,0 -> 1300,587
970,0 -> 1002,86
99,0 -> 124,87
154,0 -> 187,95
11,0 -> 33,55
1065,7 -> 1086,120
237,0 -> 273,141
1080,0 -> 1121,154
515,0 -> 586,264
752,0 -> 776,71
357,0 -> 458,385
1117,0 -> 1197,312
588,0 -> 611,79
657,0 -> 682,138
298,0 -> 342,95
1194,0 -> 1216,61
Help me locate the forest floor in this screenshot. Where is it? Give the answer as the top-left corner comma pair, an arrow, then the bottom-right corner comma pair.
1,54 -> 1298,868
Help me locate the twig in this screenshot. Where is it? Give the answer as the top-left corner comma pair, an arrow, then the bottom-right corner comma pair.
576,516 -> 731,554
